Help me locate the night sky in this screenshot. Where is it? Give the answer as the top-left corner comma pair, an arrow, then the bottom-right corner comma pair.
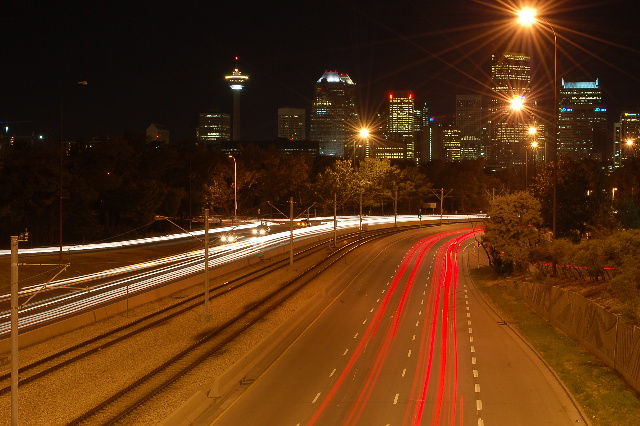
3,0 -> 639,143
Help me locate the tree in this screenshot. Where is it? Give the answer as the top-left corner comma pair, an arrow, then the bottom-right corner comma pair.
482,191 -> 543,273
531,158 -> 590,241
311,159 -> 357,215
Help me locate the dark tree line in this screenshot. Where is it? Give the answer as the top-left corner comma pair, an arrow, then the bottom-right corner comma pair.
1,133 -> 637,249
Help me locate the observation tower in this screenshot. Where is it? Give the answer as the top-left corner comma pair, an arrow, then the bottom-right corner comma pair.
224,57 -> 249,141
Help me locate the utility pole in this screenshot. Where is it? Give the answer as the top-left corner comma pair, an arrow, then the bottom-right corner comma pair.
394,185 -> 398,228
203,209 -> 211,321
359,189 -> 363,231
333,193 -> 337,246
430,188 -> 452,226
289,197 -> 294,266
11,231 -> 29,426
440,187 -> 443,225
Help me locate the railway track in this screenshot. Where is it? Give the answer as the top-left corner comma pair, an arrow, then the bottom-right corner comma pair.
0,227 -> 408,394
63,226 -> 410,425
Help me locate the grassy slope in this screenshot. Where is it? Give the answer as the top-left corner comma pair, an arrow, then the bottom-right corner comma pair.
471,267 -> 640,426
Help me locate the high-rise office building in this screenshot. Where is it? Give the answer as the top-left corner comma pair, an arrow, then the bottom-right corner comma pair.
614,111 -> 640,164
146,123 -> 170,145
277,107 -> 306,140
384,90 -> 417,160
427,115 -> 457,161
488,51 -> 532,166
198,111 -> 231,142
558,79 -> 607,160
225,57 -> 249,141
309,71 -> 358,157
415,103 -> 431,163
456,95 -> 484,159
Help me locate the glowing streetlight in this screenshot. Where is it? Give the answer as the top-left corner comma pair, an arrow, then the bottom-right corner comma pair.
517,7 -> 558,240
625,139 -> 635,161
354,128 -> 370,165
510,95 -> 525,111
517,8 -> 536,26
612,187 -> 618,200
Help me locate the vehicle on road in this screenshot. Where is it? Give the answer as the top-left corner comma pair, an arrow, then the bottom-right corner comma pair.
252,221 -> 271,236
296,219 -> 311,228
220,230 -> 238,243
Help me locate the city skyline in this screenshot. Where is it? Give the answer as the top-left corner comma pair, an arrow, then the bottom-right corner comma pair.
3,0 -> 639,144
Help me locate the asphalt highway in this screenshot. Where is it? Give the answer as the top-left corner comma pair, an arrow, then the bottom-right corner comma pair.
206,227 -> 585,426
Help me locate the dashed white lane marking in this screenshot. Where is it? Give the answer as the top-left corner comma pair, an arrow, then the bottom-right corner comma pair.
354,333 -> 358,339
363,319 -> 367,325
376,298 -> 380,303
476,400 -> 483,410
330,368 -> 336,377
416,321 -> 420,327
382,289 -> 386,294
421,299 -> 424,304
467,313 -> 471,317
408,350 -> 412,358
471,346 -> 476,353
468,328 -> 473,334
468,320 -> 472,326
312,392 -> 321,403
402,368 -> 407,377
412,335 -> 416,341
394,394 -> 399,404
473,369 -> 479,378
470,336 -> 474,343
472,357 -> 477,365
478,419 -> 485,426
370,308 -> 374,313
475,384 -> 481,392
343,349 -> 349,356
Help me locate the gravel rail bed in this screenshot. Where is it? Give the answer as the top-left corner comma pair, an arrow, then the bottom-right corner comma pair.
0,241 -> 352,425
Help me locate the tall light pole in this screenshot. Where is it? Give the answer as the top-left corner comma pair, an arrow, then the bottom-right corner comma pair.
60,81 -> 88,261
518,8 -> 557,240
356,128 -> 370,165
228,155 -> 237,225
526,126 -> 538,188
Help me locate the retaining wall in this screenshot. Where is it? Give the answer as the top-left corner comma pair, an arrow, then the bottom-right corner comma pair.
508,280 -> 640,392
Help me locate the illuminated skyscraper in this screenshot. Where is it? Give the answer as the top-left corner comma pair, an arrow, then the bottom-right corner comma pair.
310,71 -> 358,157
198,111 -> 231,142
456,95 -> 484,159
224,57 -> 249,141
277,107 -> 306,140
488,51 -> 531,166
558,79 -> 607,160
384,90 -> 416,160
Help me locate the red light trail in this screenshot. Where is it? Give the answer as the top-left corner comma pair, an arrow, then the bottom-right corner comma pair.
308,229 -> 480,426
